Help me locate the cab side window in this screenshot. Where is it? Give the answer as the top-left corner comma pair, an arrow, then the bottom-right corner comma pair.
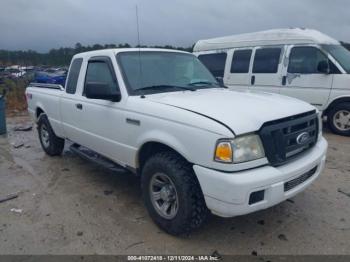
66,58 -> 83,94
198,53 -> 227,78
253,48 -> 281,73
230,50 -> 252,73
288,46 -> 339,74
84,60 -> 119,94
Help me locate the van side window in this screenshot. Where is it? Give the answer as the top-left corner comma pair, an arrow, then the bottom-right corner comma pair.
231,50 -> 252,73
253,48 -> 281,73
198,53 -> 227,78
288,47 -> 334,74
66,58 -> 83,94
84,61 -> 118,94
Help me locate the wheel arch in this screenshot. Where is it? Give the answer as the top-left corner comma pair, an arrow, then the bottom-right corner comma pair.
36,107 -> 45,119
35,103 -> 47,121
137,141 -> 191,173
325,96 -> 350,115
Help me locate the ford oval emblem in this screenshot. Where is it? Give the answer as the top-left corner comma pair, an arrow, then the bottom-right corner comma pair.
296,132 -> 310,145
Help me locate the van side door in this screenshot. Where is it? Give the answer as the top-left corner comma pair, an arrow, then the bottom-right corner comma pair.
249,46 -> 285,94
280,45 -> 336,110
225,48 -> 253,90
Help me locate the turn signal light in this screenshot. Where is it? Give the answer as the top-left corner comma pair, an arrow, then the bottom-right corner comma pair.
214,141 -> 233,163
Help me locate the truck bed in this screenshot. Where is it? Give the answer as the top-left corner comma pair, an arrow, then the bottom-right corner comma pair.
26,83 -> 65,138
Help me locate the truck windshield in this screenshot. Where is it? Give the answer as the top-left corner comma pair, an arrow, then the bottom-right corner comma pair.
322,45 -> 350,73
117,51 -> 219,95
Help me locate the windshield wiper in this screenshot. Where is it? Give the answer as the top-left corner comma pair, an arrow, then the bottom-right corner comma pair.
136,85 -> 196,92
188,81 -> 218,86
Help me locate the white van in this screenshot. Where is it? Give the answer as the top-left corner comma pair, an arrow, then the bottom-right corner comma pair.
193,28 -> 350,136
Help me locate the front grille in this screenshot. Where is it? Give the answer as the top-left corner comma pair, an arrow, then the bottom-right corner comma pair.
284,166 -> 318,192
259,111 -> 318,166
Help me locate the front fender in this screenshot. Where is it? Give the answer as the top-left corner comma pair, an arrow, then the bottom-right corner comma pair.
136,129 -> 191,165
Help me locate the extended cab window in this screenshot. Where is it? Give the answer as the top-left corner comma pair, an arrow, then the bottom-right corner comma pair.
84,60 -> 118,94
230,49 -> 252,73
66,58 -> 83,94
253,48 -> 281,73
288,46 -> 339,74
198,53 -> 227,78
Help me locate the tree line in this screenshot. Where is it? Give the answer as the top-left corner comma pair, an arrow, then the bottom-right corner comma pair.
0,43 -> 194,66
1,41 -> 350,67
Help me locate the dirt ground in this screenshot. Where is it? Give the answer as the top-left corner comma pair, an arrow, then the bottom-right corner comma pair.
0,114 -> 349,255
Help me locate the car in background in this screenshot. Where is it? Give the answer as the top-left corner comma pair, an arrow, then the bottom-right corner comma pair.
194,28 -> 350,136
6,68 -> 26,78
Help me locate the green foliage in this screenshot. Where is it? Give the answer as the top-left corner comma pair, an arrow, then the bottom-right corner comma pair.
0,43 -> 193,66
0,78 -> 29,111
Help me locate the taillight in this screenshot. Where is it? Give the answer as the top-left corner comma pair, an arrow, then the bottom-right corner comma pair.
26,93 -> 32,100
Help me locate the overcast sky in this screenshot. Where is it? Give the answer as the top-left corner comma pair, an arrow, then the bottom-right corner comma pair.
0,0 -> 349,52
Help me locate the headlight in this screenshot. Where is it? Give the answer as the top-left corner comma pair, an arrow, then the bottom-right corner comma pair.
214,134 -> 265,164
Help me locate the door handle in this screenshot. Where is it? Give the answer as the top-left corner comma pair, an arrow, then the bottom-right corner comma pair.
251,75 -> 255,85
282,76 -> 287,86
75,103 -> 83,110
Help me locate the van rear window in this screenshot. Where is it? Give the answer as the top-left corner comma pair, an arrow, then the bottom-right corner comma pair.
198,53 -> 227,78
253,48 -> 281,74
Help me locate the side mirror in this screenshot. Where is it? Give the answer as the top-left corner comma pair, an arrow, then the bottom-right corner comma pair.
215,77 -> 225,87
85,82 -> 121,102
317,60 -> 330,74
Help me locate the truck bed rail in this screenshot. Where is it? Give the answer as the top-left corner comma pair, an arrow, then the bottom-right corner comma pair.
28,82 -> 64,90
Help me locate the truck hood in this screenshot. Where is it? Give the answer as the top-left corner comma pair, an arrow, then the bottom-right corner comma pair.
147,88 -> 315,135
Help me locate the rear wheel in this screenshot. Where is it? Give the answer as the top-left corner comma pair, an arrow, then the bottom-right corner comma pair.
327,103 -> 350,136
37,114 -> 65,155
141,151 -> 208,236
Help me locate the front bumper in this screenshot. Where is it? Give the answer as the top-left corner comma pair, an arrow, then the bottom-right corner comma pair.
193,137 -> 328,217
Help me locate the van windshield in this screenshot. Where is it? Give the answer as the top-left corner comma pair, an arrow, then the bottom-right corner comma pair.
117,51 -> 219,95
322,45 -> 350,73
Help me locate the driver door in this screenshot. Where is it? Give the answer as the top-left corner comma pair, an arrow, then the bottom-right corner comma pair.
280,45 -> 334,110
75,56 -> 127,164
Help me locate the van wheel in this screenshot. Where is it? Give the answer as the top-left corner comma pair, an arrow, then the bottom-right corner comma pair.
37,114 -> 65,155
141,151 -> 208,236
328,103 -> 350,136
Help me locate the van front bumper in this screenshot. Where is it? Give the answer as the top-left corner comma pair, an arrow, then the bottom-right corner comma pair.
193,137 -> 328,217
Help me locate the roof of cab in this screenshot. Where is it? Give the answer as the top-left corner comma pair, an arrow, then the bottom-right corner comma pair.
193,28 -> 339,52
72,48 -> 190,59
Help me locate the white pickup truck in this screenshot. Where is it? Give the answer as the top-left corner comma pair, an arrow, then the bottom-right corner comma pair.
26,48 -> 327,235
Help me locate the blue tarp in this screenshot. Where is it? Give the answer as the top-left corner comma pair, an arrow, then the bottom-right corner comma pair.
34,71 -> 67,86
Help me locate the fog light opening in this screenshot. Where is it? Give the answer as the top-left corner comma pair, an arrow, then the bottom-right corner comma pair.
249,190 -> 265,205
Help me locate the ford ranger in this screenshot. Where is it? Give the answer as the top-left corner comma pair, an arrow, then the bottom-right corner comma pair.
26,48 -> 328,235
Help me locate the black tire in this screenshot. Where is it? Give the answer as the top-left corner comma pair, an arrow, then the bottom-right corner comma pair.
327,103 -> 350,136
37,114 -> 65,156
141,151 -> 209,236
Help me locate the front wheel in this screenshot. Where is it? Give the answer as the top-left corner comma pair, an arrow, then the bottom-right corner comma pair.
141,151 -> 209,236
327,103 -> 350,136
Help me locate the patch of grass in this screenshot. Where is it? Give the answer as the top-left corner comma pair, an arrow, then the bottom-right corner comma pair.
0,78 -> 30,113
